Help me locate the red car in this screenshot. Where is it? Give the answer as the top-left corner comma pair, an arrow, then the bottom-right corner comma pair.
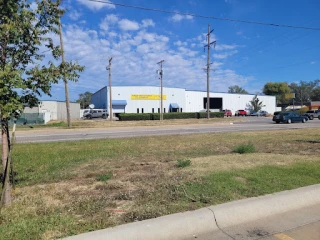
222,109 -> 232,117
235,109 -> 247,116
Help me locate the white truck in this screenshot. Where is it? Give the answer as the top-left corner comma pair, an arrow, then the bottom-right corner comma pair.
83,109 -> 108,119
304,110 -> 320,120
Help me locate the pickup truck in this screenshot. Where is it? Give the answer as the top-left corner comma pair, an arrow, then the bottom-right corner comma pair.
235,109 -> 247,116
304,110 -> 320,120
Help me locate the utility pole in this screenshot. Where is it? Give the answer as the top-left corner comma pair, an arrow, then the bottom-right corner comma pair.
157,60 -> 164,121
204,24 -> 216,119
59,18 -> 72,128
107,57 -> 113,121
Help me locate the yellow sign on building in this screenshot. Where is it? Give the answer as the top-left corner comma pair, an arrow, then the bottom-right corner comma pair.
130,94 -> 167,100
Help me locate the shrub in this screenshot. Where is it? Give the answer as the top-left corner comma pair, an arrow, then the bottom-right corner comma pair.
197,112 -> 224,119
233,142 -> 255,154
96,172 -> 113,182
297,107 -> 308,115
175,159 -> 191,168
152,112 -> 197,120
119,113 -> 152,121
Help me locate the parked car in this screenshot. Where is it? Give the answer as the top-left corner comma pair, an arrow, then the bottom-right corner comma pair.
251,110 -> 268,116
304,110 -> 320,120
250,111 -> 259,116
222,109 -> 232,117
83,109 -> 108,119
259,110 -> 268,116
235,109 -> 247,116
272,112 -> 308,124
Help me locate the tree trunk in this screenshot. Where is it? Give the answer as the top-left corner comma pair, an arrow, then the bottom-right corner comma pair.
1,117 -> 11,206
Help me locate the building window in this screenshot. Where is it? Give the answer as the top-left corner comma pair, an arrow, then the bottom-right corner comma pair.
164,108 -> 166,113
142,108 -> 144,113
152,108 -> 154,113
158,108 -> 160,113
137,108 -> 139,113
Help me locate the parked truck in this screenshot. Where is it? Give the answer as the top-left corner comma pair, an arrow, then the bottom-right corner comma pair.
304,110 -> 320,120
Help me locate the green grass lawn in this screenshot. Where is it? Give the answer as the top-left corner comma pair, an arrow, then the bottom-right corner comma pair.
0,128 -> 319,239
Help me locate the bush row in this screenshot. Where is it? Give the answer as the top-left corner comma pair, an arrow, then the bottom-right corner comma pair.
118,112 -> 224,121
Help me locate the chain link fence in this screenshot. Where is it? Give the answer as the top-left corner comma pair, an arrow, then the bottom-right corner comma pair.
9,113 -> 45,125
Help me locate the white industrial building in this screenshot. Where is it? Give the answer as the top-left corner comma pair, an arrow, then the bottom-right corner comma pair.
92,86 -> 276,117
23,100 -> 80,121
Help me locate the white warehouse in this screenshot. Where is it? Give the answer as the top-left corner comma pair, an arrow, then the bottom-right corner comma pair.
92,86 -> 276,117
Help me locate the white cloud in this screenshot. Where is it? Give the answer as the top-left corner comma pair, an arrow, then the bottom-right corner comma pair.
142,33 -> 156,42
45,18 -> 254,101
69,10 -> 82,21
141,19 -> 155,28
178,47 -> 198,57
215,44 -> 238,51
99,15 -> 119,34
99,18 -> 109,32
77,0 -> 115,11
236,31 -> 243,35
118,19 -> 140,31
174,41 -> 187,47
311,61 -> 315,64
213,50 -> 238,59
106,14 -> 119,23
170,14 -> 193,22
108,31 -> 117,38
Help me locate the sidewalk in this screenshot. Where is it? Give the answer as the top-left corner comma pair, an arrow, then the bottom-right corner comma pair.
62,184 -> 320,240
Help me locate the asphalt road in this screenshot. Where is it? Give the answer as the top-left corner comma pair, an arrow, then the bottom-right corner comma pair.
264,221 -> 320,240
13,117 -> 320,143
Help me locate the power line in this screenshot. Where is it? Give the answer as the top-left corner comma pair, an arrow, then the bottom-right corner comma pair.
88,0 -> 320,31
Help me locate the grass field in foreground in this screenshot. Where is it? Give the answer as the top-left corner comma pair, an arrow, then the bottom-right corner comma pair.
0,128 -> 319,239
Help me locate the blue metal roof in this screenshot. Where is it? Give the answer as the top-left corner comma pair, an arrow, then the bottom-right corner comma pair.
112,100 -> 127,106
169,103 -> 179,109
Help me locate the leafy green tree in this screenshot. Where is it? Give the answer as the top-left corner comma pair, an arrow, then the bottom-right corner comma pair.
0,0 -> 84,206
249,95 -> 265,112
311,86 -> 320,101
228,85 -> 248,94
289,80 -> 320,106
76,91 -> 93,109
262,82 -> 291,105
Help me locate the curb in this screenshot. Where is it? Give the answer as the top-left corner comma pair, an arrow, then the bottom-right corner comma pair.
210,183 -> 320,228
62,184 -> 320,240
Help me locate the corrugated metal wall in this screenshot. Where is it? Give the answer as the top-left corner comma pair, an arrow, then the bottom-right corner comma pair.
56,102 -> 80,120
107,86 -> 186,113
23,101 -> 80,121
185,91 -> 276,114
92,86 -> 276,115
92,87 -> 108,109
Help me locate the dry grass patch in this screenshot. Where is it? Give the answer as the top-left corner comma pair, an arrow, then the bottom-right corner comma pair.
185,153 -> 320,175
